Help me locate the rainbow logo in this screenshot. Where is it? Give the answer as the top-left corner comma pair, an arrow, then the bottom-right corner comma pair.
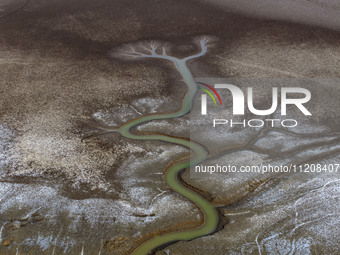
197,82 -> 223,106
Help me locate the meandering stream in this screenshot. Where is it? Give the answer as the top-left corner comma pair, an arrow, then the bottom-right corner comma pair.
117,39 -> 220,254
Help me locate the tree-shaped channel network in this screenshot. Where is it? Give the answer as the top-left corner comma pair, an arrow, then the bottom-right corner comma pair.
95,37 -> 220,255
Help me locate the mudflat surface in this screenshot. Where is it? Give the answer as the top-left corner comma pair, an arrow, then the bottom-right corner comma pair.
0,0 -> 339,254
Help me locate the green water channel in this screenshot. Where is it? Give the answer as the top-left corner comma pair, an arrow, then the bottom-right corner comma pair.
119,53 -> 219,255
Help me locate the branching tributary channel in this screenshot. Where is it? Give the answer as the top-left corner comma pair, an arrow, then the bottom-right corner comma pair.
116,38 -> 219,255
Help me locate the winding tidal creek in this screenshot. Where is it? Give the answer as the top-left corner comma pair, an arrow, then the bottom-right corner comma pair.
116,38 -> 220,254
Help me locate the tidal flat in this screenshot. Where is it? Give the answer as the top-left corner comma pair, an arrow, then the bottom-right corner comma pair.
0,0 -> 340,254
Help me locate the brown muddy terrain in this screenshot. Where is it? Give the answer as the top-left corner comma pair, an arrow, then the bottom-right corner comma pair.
0,0 -> 339,254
